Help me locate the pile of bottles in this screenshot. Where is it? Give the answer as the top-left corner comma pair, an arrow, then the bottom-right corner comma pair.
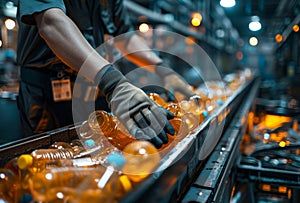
0,139 -> 161,202
0,69 -> 252,202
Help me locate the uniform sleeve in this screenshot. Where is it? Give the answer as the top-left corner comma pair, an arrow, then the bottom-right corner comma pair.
19,0 -> 66,25
111,0 -> 135,36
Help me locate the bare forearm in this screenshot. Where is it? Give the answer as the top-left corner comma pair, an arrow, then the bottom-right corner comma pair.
34,8 -> 109,81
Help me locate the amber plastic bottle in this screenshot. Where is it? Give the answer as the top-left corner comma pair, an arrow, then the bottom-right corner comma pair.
29,153 -> 132,203
88,110 -> 136,150
163,102 -> 199,132
0,157 -> 21,203
29,167 -> 107,202
122,141 -> 161,183
0,169 -> 14,203
159,117 -> 189,153
147,92 -> 167,107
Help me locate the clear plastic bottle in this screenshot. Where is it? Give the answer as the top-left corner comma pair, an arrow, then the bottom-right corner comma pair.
122,140 -> 161,183
18,148 -> 76,172
49,140 -> 86,157
180,97 -> 209,127
82,139 -> 117,162
88,110 -> 136,150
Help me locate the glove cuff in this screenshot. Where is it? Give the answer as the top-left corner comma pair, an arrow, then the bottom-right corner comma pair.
155,61 -> 175,77
94,64 -> 128,97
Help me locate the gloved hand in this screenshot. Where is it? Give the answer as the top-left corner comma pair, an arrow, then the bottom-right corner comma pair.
95,64 -> 175,148
155,61 -> 195,101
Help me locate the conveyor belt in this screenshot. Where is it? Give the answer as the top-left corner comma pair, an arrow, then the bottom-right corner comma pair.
0,76 -> 260,203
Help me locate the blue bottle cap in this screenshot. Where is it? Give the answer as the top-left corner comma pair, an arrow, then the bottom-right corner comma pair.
217,99 -> 223,106
106,152 -> 126,169
84,139 -> 95,147
202,111 -> 208,117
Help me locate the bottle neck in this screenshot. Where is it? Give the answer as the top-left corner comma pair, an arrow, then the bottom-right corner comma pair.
95,111 -> 116,135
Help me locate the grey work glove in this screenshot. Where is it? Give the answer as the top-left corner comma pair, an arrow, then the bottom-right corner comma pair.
155,61 -> 195,101
95,64 -> 175,148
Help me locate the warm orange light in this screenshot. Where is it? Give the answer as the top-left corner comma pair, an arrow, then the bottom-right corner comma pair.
278,186 -> 287,193
275,34 -> 283,42
191,13 -> 202,27
185,36 -> 196,45
262,184 -> 271,191
293,25 -> 299,32
264,114 -> 291,129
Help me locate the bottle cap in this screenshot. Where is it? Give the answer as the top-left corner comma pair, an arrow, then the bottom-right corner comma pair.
17,154 -> 33,170
84,139 -> 95,147
217,99 -> 223,106
119,175 -> 132,192
106,152 -> 125,169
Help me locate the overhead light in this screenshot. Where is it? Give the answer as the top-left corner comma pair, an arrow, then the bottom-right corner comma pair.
249,16 -> 261,31
139,23 -> 149,33
293,25 -> 299,32
191,13 -> 202,27
4,18 -> 16,30
249,37 -> 258,46
220,0 -> 236,8
249,21 -> 261,31
275,34 -> 283,43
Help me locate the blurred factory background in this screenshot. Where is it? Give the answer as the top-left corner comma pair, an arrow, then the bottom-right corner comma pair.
0,0 -> 299,149
0,0 -> 299,79
0,1 -> 299,203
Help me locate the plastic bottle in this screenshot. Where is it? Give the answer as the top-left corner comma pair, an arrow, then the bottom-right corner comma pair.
88,110 -> 136,150
0,169 -> 14,203
49,140 -> 85,156
17,147 -> 90,193
163,102 -> 199,132
180,98 -> 209,127
29,167 -> 106,202
18,148 -> 76,172
28,152 -> 132,203
159,118 -> 189,153
19,153 -> 102,171
94,152 -> 132,201
0,157 -> 22,203
122,140 -> 161,183
82,139 -> 117,162
148,92 -> 167,106
71,152 -> 132,203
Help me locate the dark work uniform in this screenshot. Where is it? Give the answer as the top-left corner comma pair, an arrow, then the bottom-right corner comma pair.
16,0 -> 134,136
